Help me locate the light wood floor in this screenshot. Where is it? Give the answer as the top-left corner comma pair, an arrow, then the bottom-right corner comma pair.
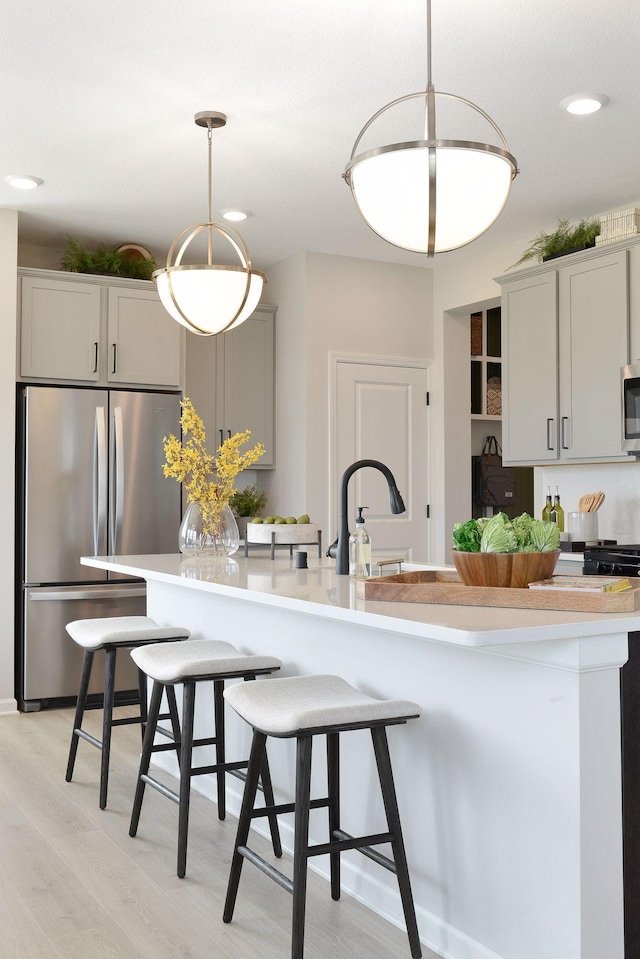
0,705 -> 438,959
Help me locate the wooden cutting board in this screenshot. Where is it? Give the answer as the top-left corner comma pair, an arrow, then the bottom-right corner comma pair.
357,569 -> 640,613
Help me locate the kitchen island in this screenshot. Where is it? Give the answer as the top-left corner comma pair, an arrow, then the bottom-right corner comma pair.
82,552 -> 640,959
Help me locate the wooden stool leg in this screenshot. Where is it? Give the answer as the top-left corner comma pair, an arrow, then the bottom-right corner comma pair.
223,730 -> 268,923
213,678 -> 226,819
66,649 -> 94,782
165,684 -> 182,765
129,680 -> 164,837
99,647 -> 117,809
137,666 -> 148,745
326,731 -> 341,900
371,726 -> 422,959
177,680 -> 195,879
292,735 -> 313,959
260,749 -> 283,858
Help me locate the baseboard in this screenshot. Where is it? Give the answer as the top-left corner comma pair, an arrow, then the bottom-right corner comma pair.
152,754 -> 506,959
0,698 -> 19,716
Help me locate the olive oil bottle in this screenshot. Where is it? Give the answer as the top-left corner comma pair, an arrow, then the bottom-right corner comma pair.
550,486 -> 564,532
542,486 -> 553,522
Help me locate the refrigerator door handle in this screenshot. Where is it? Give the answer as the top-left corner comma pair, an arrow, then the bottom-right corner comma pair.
30,587 -> 147,601
94,406 -> 108,555
111,406 -> 125,553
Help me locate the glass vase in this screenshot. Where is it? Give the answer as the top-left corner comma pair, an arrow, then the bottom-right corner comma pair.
178,502 -> 240,557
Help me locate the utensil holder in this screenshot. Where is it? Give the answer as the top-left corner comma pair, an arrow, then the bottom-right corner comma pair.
567,511 -> 599,545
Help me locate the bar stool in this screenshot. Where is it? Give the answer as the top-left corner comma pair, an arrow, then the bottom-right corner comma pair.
65,615 -> 190,810
222,673 -> 422,959
129,638 -> 283,878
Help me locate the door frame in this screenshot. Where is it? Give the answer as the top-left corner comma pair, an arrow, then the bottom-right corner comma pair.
328,351 -> 431,563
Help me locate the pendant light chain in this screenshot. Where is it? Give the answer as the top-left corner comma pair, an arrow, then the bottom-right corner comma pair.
207,121 -> 213,265
425,0 -> 432,90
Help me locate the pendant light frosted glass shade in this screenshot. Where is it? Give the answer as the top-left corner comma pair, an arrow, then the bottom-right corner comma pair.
154,111 -> 264,336
155,264 -> 264,335
347,140 -> 516,254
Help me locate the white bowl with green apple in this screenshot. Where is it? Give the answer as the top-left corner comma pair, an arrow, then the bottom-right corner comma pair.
246,514 -> 318,544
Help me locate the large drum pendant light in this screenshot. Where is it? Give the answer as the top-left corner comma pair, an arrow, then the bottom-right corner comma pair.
344,1 -> 519,256
154,111 -> 265,336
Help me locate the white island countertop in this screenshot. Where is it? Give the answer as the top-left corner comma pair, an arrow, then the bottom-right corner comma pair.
82,551 -> 640,648
81,551 -> 637,959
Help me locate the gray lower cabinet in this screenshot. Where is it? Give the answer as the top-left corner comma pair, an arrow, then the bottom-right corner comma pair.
497,248 -> 629,466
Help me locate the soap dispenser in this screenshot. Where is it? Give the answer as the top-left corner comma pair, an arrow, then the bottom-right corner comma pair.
348,506 -> 371,577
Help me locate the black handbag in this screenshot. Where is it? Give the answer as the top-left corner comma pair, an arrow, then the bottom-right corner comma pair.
474,436 -> 516,508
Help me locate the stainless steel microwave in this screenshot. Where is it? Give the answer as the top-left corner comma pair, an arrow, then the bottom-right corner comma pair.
622,363 -> 640,453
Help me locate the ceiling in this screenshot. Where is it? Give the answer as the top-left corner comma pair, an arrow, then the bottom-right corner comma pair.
3,0 -> 640,274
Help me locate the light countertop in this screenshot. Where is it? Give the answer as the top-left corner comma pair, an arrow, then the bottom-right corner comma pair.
81,552 -> 640,649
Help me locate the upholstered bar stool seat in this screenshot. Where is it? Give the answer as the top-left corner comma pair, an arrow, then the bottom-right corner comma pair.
223,674 -> 422,959
129,638 -> 283,879
65,616 -> 190,810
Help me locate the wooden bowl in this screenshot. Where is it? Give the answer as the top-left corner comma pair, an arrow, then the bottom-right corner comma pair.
451,549 -> 560,588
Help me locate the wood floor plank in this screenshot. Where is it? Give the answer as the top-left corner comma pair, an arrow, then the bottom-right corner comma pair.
0,708 -> 439,959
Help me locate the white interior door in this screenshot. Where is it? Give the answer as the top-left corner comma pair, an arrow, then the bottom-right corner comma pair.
333,358 -> 429,563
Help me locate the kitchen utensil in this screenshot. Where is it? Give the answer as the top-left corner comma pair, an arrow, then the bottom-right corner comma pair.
579,494 -> 594,512
591,491 -> 605,511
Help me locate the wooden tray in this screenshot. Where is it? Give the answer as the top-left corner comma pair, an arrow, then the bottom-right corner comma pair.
357,570 -> 640,613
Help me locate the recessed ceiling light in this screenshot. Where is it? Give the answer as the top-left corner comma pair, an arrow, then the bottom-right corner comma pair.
220,209 -> 249,222
560,94 -> 609,115
4,174 -> 43,190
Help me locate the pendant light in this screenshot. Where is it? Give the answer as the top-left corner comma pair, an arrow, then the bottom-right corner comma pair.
344,0 -> 518,256
154,111 -> 265,336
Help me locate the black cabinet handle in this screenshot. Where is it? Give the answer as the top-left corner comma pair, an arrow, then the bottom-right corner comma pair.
220,429 -> 224,447
93,341 -> 98,373
227,429 -> 232,439
546,418 -> 554,450
561,416 -> 569,450
111,343 -> 117,374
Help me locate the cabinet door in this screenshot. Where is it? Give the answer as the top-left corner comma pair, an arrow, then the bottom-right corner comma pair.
217,310 -> 275,467
107,286 -> 182,387
21,276 -> 101,381
558,252 -> 628,460
502,272 -> 558,464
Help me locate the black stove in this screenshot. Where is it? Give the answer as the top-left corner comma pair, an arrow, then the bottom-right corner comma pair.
583,543 -> 640,577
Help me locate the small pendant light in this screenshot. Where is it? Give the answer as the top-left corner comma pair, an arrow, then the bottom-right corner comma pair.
154,111 -> 265,336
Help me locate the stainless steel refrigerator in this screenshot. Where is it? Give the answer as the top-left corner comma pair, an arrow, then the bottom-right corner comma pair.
17,385 -> 182,711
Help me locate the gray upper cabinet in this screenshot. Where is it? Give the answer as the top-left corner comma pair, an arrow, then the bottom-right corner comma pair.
497,247 -> 629,466
19,268 -> 183,389
20,275 -> 102,382
106,286 -> 181,386
185,305 -> 276,469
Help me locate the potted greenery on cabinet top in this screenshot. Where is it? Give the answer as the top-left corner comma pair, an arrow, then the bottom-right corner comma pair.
511,218 -> 600,269
60,235 -> 157,280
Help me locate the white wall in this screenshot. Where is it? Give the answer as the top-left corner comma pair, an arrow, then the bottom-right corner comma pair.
536,462 -> 640,544
264,252 -> 433,540
0,210 -> 18,714
259,253 -> 308,519
306,253 -> 433,536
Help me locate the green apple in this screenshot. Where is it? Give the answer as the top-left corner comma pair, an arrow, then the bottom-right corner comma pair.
251,517 -> 264,524
297,514 -> 310,524
273,516 -> 286,524
263,516 -> 275,524
284,516 -> 297,524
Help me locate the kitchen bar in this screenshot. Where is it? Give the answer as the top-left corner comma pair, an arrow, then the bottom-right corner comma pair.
82,551 -> 640,959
